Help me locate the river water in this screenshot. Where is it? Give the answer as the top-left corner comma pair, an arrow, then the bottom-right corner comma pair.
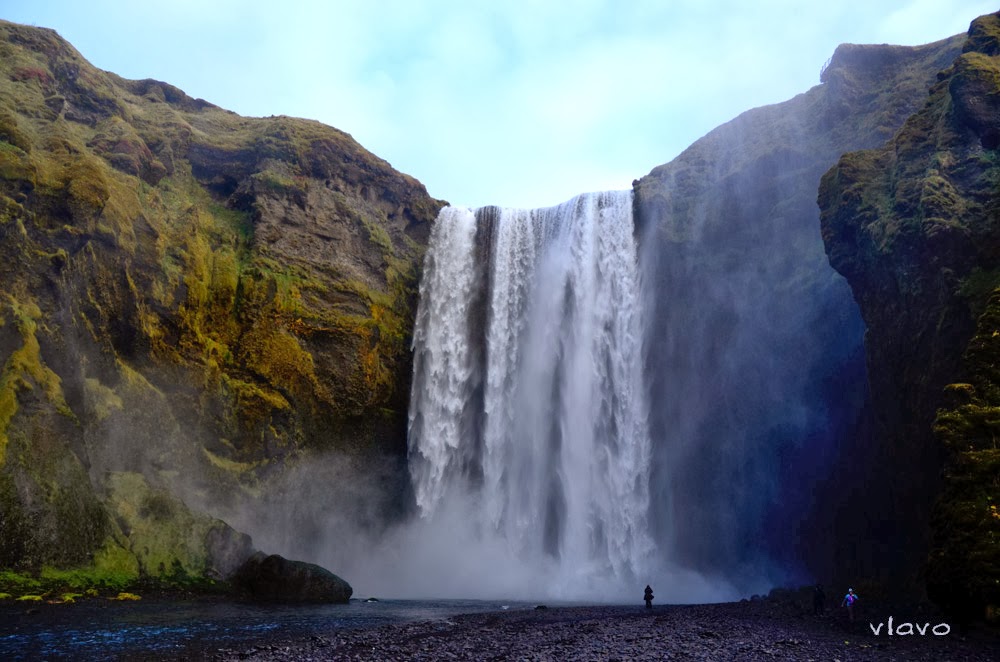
0,597 -> 530,660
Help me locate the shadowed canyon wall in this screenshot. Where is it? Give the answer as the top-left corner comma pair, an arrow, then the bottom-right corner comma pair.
633,33 -> 964,592
820,12 -> 1000,618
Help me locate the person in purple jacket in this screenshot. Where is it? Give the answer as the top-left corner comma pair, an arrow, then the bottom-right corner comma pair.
841,587 -> 859,621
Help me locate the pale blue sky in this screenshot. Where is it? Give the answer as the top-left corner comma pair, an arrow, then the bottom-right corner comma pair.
2,1 -> 994,208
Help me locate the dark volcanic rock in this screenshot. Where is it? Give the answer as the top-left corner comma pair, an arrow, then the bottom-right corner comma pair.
220,602 -> 1000,661
634,28 -> 964,589
819,12 -> 1000,616
234,552 -> 352,603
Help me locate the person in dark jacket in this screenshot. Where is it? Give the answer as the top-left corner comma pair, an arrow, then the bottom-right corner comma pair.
812,584 -> 826,615
644,585 -> 654,609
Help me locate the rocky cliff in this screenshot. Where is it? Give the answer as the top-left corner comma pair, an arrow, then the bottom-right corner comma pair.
634,31 -> 964,589
0,19 -> 442,590
819,13 -> 1000,617
2,11 -> 994,610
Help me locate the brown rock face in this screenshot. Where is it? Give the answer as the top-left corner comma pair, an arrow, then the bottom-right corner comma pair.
0,19 -> 442,583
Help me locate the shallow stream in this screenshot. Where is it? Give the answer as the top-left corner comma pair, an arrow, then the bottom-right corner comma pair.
0,597 -> 530,660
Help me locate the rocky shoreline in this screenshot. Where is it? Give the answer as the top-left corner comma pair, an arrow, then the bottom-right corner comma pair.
216,600 -> 1000,661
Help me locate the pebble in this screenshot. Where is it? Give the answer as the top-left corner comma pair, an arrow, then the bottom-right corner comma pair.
216,601 -> 1000,661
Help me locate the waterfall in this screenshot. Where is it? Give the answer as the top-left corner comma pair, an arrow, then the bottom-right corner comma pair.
408,191 -> 653,593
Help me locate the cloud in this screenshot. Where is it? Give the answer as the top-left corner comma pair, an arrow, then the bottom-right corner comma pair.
2,0 -> 993,207
878,0 -> 996,45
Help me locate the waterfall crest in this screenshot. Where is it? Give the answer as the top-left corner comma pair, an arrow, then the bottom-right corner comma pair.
408,191 -> 653,592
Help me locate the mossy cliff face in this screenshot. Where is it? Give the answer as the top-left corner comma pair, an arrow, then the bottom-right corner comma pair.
0,20 -> 442,583
633,32 -> 963,587
928,290 -> 1000,621
819,13 -> 1000,615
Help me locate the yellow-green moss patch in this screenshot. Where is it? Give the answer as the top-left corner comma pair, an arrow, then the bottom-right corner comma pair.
83,377 -> 124,421
110,591 -> 141,601
0,295 -> 73,466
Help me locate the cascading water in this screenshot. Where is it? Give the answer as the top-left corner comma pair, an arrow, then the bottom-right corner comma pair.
408,191 -> 654,596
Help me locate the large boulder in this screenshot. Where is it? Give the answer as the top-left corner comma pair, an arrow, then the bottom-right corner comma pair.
233,552 -> 352,603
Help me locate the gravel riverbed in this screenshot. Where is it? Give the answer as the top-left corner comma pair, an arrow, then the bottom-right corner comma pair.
216,600 -> 1000,661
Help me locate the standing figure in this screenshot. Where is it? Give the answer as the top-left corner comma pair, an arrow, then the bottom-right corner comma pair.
812,584 -> 826,616
841,587 -> 859,621
644,584 -> 654,609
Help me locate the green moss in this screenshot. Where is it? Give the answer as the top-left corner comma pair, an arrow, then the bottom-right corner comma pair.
0,296 -> 74,466
360,213 -> 393,255
49,487 -> 109,567
202,446 -> 263,475
15,594 -> 42,602
928,289 -> 1000,619
116,359 -> 161,396
960,268 -> 1000,318
210,250 -> 240,301
0,194 -> 25,225
132,183 -> 254,370
240,258 -> 312,316
0,379 -> 17,467
0,110 -> 32,152
30,536 -> 139,593
319,263 -> 419,403
935,403 -> 1000,450
953,51 -> 1000,87
238,323 -> 327,404
83,377 -> 124,421
0,569 -> 41,592
111,591 -> 141,601
220,374 -> 290,434
64,158 -> 111,219
0,142 -> 32,186
92,538 -> 141,584
965,12 -> 1000,52
102,472 -> 231,588
252,168 -> 301,195
919,173 -> 964,222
